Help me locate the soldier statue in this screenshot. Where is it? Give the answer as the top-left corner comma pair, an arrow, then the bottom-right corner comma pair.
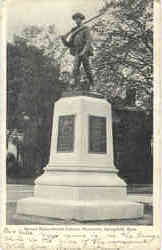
61,12 -> 94,90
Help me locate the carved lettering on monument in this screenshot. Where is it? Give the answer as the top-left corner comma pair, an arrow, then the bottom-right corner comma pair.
57,115 -> 75,152
89,115 -> 107,153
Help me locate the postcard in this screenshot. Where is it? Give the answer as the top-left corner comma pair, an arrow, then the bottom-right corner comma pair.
0,0 -> 161,249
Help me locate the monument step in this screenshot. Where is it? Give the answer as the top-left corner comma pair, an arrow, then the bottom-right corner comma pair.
17,197 -> 143,221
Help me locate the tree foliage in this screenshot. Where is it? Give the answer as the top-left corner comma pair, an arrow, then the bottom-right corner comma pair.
7,26 -> 64,176
13,24 -> 70,72
91,0 -> 153,110
8,39 -> 61,126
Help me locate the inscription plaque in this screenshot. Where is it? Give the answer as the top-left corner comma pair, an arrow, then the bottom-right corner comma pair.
57,115 -> 75,152
89,115 -> 107,153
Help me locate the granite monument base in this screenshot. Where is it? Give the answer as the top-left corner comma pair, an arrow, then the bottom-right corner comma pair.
16,94 -> 144,221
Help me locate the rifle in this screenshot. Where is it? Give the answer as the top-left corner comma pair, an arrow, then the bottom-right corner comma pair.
61,9 -> 107,40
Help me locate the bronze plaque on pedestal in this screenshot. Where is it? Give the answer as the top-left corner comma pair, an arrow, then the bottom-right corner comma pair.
57,115 -> 75,152
89,115 -> 107,153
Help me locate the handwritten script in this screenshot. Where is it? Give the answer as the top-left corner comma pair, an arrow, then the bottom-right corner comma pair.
0,226 -> 160,250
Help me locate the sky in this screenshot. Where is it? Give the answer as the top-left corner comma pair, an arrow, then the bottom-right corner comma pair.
7,0 -> 104,41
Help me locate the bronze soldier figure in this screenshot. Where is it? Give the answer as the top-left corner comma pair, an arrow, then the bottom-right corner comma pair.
61,12 -> 94,89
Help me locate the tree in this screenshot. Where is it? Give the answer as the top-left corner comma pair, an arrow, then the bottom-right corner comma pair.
7,27 -> 64,176
91,0 -> 153,110
13,24 -> 71,71
89,0 -> 153,183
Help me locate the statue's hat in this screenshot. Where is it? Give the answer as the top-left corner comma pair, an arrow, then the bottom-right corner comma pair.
72,12 -> 85,20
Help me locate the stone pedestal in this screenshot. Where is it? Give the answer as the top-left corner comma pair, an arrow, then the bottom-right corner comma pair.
16,95 -> 144,221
